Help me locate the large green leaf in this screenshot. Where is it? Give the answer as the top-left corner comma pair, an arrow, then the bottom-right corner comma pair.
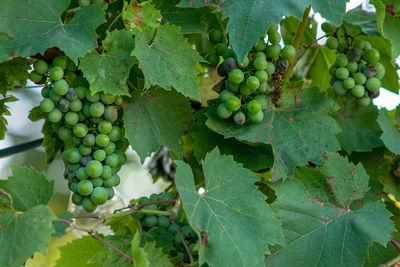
175,148 -> 284,267
56,236 -> 103,267
378,109 -> 400,154
79,29 -> 136,96
206,88 -> 341,180
124,87 -> 193,159
266,153 -> 395,267
0,205 -> 56,267
0,96 -> 18,140
343,6 -> 380,36
0,58 -> 30,96
0,166 -> 54,212
131,233 -> 173,267
89,236 -> 132,267
335,101 -> 383,153
179,0 -> 347,62
0,0 -> 105,63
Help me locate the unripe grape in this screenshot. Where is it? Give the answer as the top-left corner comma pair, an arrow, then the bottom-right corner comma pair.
351,85 -> 365,98
53,79 -> 69,95
72,193 -> 83,205
65,112 -> 79,126
253,57 -> 267,71
363,48 -> 380,63
104,142 -> 116,155
343,77 -> 355,90
76,167 -> 88,180
281,45 -> 296,60
321,21 -> 335,34
234,112 -> 246,125
158,216 -> 170,228
365,77 -> 381,92
96,134 -> 110,147
206,53 -> 219,67
228,69 -> 244,84
373,62 -> 385,79
326,37 -> 338,49
346,61 -> 358,73
254,52 -> 266,59
91,177 -> 103,187
53,56 -> 68,70
216,103 -> 232,119
268,31 -> 281,45
85,91 -> 101,102
104,174 -> 120,187
332,80 -> 346,96
256,82 -> 269,94
335,54 -> 348,67
79,144 -> 92,156
254,95 -> 268,110
266,45 -> 281,59
353,39 -> 365,50
93,150 -> 106,162
254,38 -> 266,52
91,187 -> 108,205
73,123 -> 88,138
246,76 -> 260,90
104,106 -> 118,122
225,96 -> 241,111
90,102 -> 105,117
83,134 -> 96,146
240,84 -> 252,96
48,109 -> 62,123
209,29 -> 223,44
335,67 -> 349,80
77,180 -> 93,196
363,41 -> 372,51
222,48 -> 235,59
354,72 -> 367,85
100,93 -> 116,105
248,110 -> 264,123
101,165 -> 112,179
41,86 -> 51,98
40,98 -> 55,113
265,62 -> 275,75
238,55 -> 249,68
49,66 -> 64,81
58,127 -> 72,141
215,43 -> 227,56
108,126 -> 122,142
106,188 -> 114,199
255,70 -> 268,83
82,197 -> 97,212
86,160 -> 103,178
247,100 -> 261,114
226,80 -> 240,93
69,99 -> 82,112
358,96 -> 371,106
267,24 -> 278,34
33,60 -> 48,74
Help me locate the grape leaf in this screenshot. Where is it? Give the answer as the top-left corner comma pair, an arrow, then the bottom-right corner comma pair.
89,236 -> 132,267
0,166 -> 54,212
52,212 -> 73,237
56,236 -> 103,267
179,0 -> 348,62
0,58 -> 30,96
131,233 -> 174,267
132,23 -> 203,100
175,148 -> 284,267
0,190 -> 12,212
206,88 -> 341,180
266,153 -> 395,267
343,6 -> 380,36
122,0 -> 162,33
106,213 -> 140,236
0,205 -> 56,267
42,120 -> 63,163
335,101 -> 383,153
124,87 -> 193,159
79,29 -> 135,96
0,96 -> 18,140
378,109 -> 400,154
0,0 -> 106,63
190,111 -> 273,171
153,0 -> 208,34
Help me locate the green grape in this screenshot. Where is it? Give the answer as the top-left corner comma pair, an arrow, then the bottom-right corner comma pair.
222,48 -> 235,59
91,116 -> 102,124
332,80 -> 346,96
103,174 -> 120,187
365,77 -> 381,92
225,96 -> 241,111
90,102 -> 105,117
233,111 -> 246,125
86,160 -> 103,178
64,71 -> 77,83
82,102 -> 91,117
254,95 -> 268,110
157,216 -> 170,228
69,182 -> 79,193
254,38 -> 267,51
247,100 -> 261,114
92,0 -> 105,6
205,53 -> 219,67
49,88 -> 62,102
69,99 -> 82,112
98,120 -> 113,134
101,165 -> 112,179
215,43 -> 226,56
79,144 -> 92,156
280,45 -> 296,60
65,112 -> 79,126
72,136 -> 82,146
248,110 -> 264,123
256,82 -> 268,93
48,109 -> 62,123
347,47 -> 361,62
85,91 -> 101,102
343,77 -> 355,90
40,98 -> 55,113
253,57 -> 267,71
73,124 -> 88,138
268,31 -> 281,45
353,39 -> 365,50
76,167 -> 89,180
209,29 -> 223,44
114,96 -> 123,105
238,55 -> 249,68
149,193 -> 159,202
58,126 -> 72,141
72,193 -> 83,205
58,98 -> 70,112
33,60 -> 48,74
78,0 -> 90,8
255,70 -> 268,83
326,37 -> 338,49
335,67 -> 349,80
144,216 -> 158,228
106,188 -> 114,199
91,187 -> 108,205
266,45 -> 281,59
335,54 -> 348,67
226,80 -> 240,93
96,134 -> 110,147
363,48 -> 380,63
159,192 -> 174,206
254,52 -> 266,59
77,180 -> 93,196
100,93 -> 115,105
53,79 -> 69,95
354,72 -> 367,85
358,96 -> 371,106
109,126 -> 122,142
49,66 -> 64,81
373,62 -> 385,79
104,142 -> 116,155
68,164 -> 81,175
321,21 -> 335,34
41,86 -> 51,98
363,41 -> 372,51
83,134 -> 96,146
105,154 -> 120,168
265,62 -> 275,75
346,61 -> 358,73
228,69 -> 244,84
267,24 -> 278,34
246,76 -> 260,90
91,177 -> 103,187
138,196 -> 150,204
240,84 -> 252,96
65,148 -> 81,164
53,56 -> 68,70
93,150 -> 106,162
75,87 -> 87,99
329,65 -> 337,76
351,85 -> 365,98
104,106 -> 118,122
216,103 -> 232,119
82,197 -> 97,212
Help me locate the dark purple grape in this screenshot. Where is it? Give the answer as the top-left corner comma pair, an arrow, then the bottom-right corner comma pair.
66,89 -> 78,101
363,65 -> 377,78
347,47 -> 361,62
368,90 -> 380,98
80,156 -> 92,167
276,59 -> 289,73
58,98 -> 70,112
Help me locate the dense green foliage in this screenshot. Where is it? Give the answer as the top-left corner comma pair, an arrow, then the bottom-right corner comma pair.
0,0 -> 400,266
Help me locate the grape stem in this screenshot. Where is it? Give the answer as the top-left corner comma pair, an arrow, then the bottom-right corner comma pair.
57,218 -> 134,263
170,217 -> 194,265
384,253 -> 400,267
137,199 -> 176,209
107,13 -> 122,32
284,5 -> 312,81
126,80 -> 137,91
0,138 -> 43,158
391,239 -> 400,251
135,209 -> 171,216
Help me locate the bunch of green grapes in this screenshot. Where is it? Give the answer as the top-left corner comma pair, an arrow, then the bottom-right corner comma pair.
322,22 -> 385,106
31,56 -> 127,212
209,25 -> 295,125
131,192 -> 198,262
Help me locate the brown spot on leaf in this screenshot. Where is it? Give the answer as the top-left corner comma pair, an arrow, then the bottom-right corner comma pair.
8,35 -> 13,40
134,16 -> 143,25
